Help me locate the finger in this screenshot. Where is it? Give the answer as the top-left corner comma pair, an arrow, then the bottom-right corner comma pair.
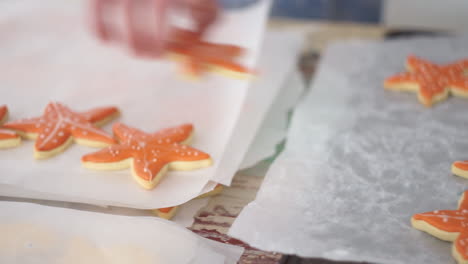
124,0 -> 170,57
150,0 -> 170,56
123,0 -> 140,53
187,0 -> 219,35
89,0 -> 111,41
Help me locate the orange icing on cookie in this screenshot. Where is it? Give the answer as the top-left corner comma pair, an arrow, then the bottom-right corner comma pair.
158,207 -> 174,214
0,105 -> 20,140
453,161 -> 468,179
166,28 -> 251,77
3,102 -> 117,154
454,161 -> 468,171
412,190 -> 468,261
384,55 -> 468,107
82,123 -> 212,189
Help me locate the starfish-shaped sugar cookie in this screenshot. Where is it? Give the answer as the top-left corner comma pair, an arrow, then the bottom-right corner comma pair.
4,102 -> 118,159
166,28 -> 252,79
412,190 -> 468,264
0,105 -> 21,149
384,55 -> 468,107
82,123 -> 213,190
453,161 -> 468,179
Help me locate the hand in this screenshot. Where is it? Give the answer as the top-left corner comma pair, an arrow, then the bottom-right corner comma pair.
89,0 -> 219,57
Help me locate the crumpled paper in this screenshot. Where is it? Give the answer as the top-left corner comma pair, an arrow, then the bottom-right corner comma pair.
0,0 -> 273,209
0,201 -> 243,264
230,35 -> 468,264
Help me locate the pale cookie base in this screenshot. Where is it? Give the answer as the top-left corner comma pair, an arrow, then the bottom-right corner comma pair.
166,52 -> 253,80
14,130 -> 113,159
132,163 -> 169,190
0,137 -> 21,149
83,157 -> 212,190
34,138 -> 113,160
34,137 -> 74,160
209,65 -> 253,80
451,87 -> 468,98
418,89 -> 449,107
83,158 -> 132,171
412,218 -> 468,264
384,81 -> 449,107
156,207 -> 179,220
74,138 -> 113,148
452,164 -> 468,179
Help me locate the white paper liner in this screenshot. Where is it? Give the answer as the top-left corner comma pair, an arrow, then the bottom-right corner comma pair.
230,35 -> 468,264
0,201 -> 243,264
0,0 -> 270,209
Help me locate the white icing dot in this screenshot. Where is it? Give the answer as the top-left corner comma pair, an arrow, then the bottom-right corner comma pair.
52,139 -> 57,143
40,135 -> 45,139
175,149 -> 179,153
166,139 -> 171,143
152,158 -> 158,162
187,151 -> 192,155
45,128 -> 50,132
58,132 -> 64,137
157,139 -> 163,144
181,145 -> 187,149
194,152 -> 199,156
82,131 -> 88,135
443,217 -> 448,223
115,150 -> 119,155
434,210 -> 439,214
139,142 -> 146,147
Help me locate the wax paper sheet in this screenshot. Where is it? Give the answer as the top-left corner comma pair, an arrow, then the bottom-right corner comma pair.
0,195 -> 209,228
239,70 -> 304,170
0,0 -> 271,209
230,36 -> 468,264
214,32 -> 304,182
0,201 -> 243,264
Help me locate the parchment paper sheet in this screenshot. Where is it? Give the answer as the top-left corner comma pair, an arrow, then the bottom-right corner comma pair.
213,32 -> 304,182
230,36 -> 468,264
0,201 -> 243,264
0,0 -> 272,209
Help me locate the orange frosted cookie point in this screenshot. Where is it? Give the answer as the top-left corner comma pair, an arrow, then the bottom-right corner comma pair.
0,105 -> 21,149
166,28 -> 254,79
3,102 -> 118,159
82,123 -> 213,190
412,190 -> 468,264
453,161 -> 468,179
156,207 -> 179,220
384,55 -> 468,107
